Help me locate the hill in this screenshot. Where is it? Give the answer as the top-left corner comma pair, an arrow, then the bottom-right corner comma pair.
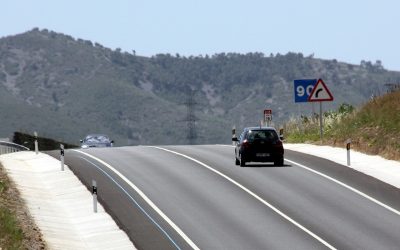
1,28 -> 400,145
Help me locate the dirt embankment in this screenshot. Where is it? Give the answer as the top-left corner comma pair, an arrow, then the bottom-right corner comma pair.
0,163 -> 46,250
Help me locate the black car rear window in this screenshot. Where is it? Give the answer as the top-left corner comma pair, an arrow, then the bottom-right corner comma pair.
246,130 -> 278,142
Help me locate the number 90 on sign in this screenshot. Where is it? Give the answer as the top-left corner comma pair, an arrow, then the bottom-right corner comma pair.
294,79 -> 317,103
296,85 -> 313,97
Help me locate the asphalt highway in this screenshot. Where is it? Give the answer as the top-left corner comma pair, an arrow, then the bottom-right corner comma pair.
52,145 -> 400,249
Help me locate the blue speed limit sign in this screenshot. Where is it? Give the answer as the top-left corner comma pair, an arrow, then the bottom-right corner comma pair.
294,79 -> 317,103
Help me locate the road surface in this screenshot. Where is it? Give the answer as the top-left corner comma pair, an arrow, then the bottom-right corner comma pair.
50,145 -> 400,249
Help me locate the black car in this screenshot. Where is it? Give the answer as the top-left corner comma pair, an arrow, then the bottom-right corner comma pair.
232,127 -> 284,167
80,134 -> 114,149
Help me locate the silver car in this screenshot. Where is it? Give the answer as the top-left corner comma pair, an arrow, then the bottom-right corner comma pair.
80,134 -> 114,149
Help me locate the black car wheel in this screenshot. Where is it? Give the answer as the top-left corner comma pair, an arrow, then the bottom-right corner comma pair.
235,158 -> 240,165
240,154 -> 246,167
274,158 -> 284,166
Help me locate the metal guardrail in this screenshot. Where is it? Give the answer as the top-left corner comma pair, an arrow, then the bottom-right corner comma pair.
0,141 -> 30,155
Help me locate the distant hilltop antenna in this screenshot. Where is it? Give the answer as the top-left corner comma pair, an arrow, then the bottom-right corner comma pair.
183,90 -> 198,145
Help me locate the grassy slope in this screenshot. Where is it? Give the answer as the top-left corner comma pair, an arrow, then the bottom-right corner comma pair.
328,91 -> 400,160
0,164 -> 47,250
286,91 -> 400,161
0,170 -> 23,249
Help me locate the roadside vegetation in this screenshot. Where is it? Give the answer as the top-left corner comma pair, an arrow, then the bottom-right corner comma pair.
285,90 -> 400,161
12,132 -> 77,151
0,164 -> 46,250
0,166 -> 24,249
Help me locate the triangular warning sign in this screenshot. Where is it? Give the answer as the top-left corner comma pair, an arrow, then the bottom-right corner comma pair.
308,79 -> 334,102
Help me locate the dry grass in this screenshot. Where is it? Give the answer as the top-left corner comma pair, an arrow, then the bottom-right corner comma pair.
285,91 -> 400,161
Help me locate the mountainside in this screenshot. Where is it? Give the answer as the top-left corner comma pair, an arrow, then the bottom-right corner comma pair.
1,28 -> 399,145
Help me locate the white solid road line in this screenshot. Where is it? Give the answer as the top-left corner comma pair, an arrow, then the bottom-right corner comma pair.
285,159 -> 400,216
218,144 -> 400,216
151,146 -> 336,250
72,149 -> 200,250
77,156 -> 180,250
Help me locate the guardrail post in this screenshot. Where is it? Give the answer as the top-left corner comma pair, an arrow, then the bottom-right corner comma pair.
92,180 -> 98,213
34,131 -> 39,154
60,144 -> 65,171
346,139 -> 351,166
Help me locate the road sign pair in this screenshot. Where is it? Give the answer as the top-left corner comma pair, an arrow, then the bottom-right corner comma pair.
294,79 -> 333,103
264,109 -> 272,122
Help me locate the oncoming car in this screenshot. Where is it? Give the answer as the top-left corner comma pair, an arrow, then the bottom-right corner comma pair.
232,127 -> 284,167
80,134 -> 114,149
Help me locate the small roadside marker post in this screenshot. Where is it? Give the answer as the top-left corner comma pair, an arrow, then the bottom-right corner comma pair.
34,131 -> 38,154
92,180 -> 98,213
60,144 -> 65,171
232,126 -> 237,146
346,139 -> 351,166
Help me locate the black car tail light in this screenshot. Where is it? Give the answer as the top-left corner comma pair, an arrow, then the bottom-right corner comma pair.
242,139 -> 250,149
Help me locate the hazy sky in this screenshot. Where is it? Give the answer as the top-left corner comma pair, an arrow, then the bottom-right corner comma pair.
2,0 -> 400,71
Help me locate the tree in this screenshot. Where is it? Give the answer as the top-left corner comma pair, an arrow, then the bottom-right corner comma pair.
374,60 -> 384,71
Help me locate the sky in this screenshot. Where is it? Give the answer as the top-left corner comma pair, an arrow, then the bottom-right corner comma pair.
2,0 -> 400,71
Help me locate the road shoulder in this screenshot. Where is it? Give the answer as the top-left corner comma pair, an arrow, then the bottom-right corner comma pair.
285,143 -> 400,189
0,151 -> 135,250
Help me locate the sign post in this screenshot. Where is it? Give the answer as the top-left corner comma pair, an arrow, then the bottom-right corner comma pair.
294,79 -> 334,141
308,79 -> 334,141
264,109 -> 272,127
